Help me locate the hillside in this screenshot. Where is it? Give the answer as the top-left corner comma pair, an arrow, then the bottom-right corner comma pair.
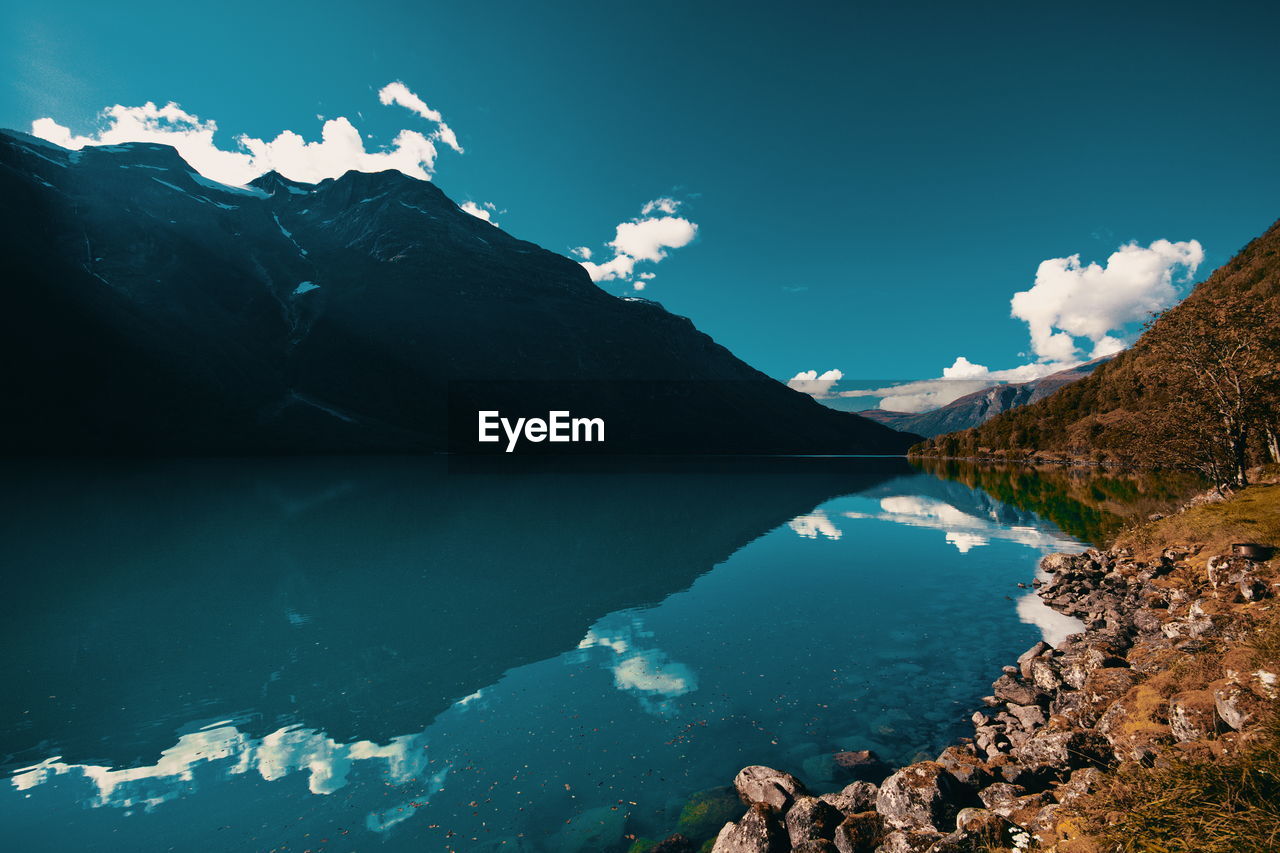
913,218 -> 1280,476
0,130 -> 917,455
860,358 -> 1110,438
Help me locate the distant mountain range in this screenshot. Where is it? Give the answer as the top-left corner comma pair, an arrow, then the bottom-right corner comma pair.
0,130 -> 916,455
858,358 -> 1112,438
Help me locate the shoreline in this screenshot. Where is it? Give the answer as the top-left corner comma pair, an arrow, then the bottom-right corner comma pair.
648,482 -> 1278,853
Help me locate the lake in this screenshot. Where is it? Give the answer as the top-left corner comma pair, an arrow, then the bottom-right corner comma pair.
0,457 -> 1182,851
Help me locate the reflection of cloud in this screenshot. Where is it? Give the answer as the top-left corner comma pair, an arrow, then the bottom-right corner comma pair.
788,509 -> 842,540
1016,574 -> 1085,646
11,723 -> 438,809
844,496 -> 1078,554
366,768 -> 449,833
578,615 -> 697,716
945,531 -> 989,553
613,651 -> 696,697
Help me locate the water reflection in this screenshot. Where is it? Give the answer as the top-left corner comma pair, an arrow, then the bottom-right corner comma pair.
0,456 -> 1122,852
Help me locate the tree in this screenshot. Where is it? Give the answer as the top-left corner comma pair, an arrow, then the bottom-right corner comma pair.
1129,291 -> 1280,489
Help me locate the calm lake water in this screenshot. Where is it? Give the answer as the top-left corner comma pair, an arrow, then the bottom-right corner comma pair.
0,456 -> 1177,852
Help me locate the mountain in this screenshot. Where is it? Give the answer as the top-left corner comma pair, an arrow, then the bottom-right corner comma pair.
857,357 -> 1112,438
0,130 -> 917,455
913,217 -> 1280,462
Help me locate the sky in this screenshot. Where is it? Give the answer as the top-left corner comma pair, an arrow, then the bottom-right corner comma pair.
3,0 -> 1279,410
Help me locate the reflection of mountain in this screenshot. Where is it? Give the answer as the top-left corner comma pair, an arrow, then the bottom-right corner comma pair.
910,458 -> 1202,544
0,456 -> 909,770
0,130 -> 914,455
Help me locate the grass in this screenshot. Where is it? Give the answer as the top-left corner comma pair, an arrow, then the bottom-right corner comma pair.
1116,480 -> 1280,565
1061,610 -> 1280,852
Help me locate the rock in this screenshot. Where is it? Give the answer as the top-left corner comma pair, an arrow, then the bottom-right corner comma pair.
832,811 -> 883,853
792,841 -> 838,853
1028,657 -> 1063,692
1017,642 -> 1051,679
1169,690 -> 1221,743
1007,703 -> 1048,731
711,802 -> 788,853
1040,553 -> 1079,574
677,787 -> 745,842
820,781 -> 878,816
991,674 -> 1042,706
650,835 -> 698,853
872,829 -> 942,853
733,766 -> 807,811
833,750 -> 892,783
935,808 -> 1019,851
1239,575 -> 1269,601
1053,767 -> 1106,807
555,804 -> 628,853
934,746 -> 994,789
987,792 -> 1052,827
1018,729 -> 1111,772
1211,679 -> 1267,731
977,783 -> 1024,810
785,796 -> 844,846
875,762 -> 972,832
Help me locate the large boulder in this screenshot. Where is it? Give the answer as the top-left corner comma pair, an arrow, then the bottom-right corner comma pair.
711,802 -> 789,853
1018,729 -> 1112,772
934,746 -> 994,789
733,766 -> 807,811
991,674 -> 1042,706
1212,679 -> 1269,731
820,781 -> 878,817
831,811 -> 883,853
784,795 -> 844,846
875,762 -> 972,831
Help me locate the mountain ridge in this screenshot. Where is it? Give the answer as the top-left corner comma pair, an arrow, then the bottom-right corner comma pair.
0,129 -> 918,455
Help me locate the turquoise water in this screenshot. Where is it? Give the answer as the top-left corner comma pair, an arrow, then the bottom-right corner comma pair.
0,458 -> 1085,852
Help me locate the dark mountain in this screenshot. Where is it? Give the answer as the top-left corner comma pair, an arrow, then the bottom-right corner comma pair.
0,130 -> 917,455
858,357 -> 1112,438
914,217 -> 1280,462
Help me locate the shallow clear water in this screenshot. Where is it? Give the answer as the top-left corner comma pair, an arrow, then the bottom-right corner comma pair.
0,457 -> 1088,852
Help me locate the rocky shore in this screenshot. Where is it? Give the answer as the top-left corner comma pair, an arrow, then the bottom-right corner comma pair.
679,535 -> 1279,852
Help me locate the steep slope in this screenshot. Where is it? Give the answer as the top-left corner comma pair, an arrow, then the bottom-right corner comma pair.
913,217 -> 1280,460
858,357 -> 1111,438
0,130 -> 917,454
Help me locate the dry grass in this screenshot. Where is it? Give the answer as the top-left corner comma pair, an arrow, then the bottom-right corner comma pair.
1063,612 -> 1280,852
1116,481 -> 1280,566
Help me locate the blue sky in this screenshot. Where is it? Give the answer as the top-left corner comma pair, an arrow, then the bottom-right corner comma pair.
4,0 -> 1279,406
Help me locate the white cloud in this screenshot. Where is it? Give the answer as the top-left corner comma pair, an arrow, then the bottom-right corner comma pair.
376,80 -> 462,153
32,82 -> 463,188
641,197 -> 680,215
793,238 -> 1202,413
460,200 -> 499,226
579,199 -> 698,289
786,369 -> 843,398
1011,239 -> 1203,361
